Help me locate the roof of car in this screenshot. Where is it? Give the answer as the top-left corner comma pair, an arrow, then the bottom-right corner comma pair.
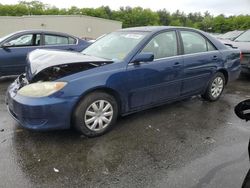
9,30 -> 79,38
119,26 -> 199,32
119,26 -> 228,50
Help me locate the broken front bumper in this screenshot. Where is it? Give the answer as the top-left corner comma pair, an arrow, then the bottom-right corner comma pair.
6,76 -> 78,131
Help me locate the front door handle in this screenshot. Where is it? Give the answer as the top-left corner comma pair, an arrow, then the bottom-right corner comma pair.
173,62 -> 181,68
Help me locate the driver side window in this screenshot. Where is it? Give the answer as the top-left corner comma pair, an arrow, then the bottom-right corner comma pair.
7,34 -> 41,47
142,31 -> 178,59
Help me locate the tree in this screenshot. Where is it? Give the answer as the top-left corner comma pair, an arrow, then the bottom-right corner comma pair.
19,0 -> 45,15
157,9 -> 171,25
0,0 -> 249,32
112,7 -> 159,28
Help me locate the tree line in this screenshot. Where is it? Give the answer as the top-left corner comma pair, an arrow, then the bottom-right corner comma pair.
0,0 -> 249,33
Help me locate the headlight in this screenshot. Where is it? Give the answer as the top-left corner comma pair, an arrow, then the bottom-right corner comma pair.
17,82 -> 67,97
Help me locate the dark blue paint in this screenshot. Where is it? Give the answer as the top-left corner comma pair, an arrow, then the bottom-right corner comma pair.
6,26 -> 241,131
132,52 -> 154,63
0,30 -> 89,76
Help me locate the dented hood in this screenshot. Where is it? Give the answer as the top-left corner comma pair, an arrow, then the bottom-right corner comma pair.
26,49 -> 112,80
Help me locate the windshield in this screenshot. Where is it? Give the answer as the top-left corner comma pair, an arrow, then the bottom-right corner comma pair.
0,32 -> 17,43
0,36 -> 7,43
221,31 -> 243,40
82,31 -> 148,61
234,30 -> 250,42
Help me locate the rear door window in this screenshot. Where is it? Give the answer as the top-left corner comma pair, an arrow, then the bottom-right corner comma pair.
44,35 -> 70,45
180,31 -> 216,54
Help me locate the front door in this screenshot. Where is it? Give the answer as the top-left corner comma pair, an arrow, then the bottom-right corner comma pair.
0,33 -> 41,76
126,30 -> 183,109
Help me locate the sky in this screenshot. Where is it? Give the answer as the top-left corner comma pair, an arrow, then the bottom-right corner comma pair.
0,0 -> 250,16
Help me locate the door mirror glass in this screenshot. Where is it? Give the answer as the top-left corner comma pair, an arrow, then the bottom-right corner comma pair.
131,52 -> 154,64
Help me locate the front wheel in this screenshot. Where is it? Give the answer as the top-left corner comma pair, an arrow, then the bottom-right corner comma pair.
73,92 -> 118,137
202,72 -> 225,101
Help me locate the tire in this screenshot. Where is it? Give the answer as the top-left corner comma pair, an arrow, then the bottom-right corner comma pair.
202,72 -> 225,102
73,92 -> 118,137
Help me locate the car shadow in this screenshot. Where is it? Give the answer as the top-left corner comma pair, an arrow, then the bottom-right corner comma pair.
239,73 -> 250,81
9,77 -> 246,187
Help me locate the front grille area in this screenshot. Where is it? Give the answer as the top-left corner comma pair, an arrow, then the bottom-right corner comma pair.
15,74 -> 29,90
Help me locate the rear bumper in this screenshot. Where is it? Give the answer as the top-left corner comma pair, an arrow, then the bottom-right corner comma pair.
228,65 -> 241,82
6,81 -> 79,131
241,64 -> 250,74
241,52 -> 250,74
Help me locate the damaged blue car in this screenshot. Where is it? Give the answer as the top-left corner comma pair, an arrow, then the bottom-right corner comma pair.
6,26 -> 241,137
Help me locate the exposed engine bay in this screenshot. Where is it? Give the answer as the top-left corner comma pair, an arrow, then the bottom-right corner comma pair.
30,62 -> 111,83
16,61 -> 112,90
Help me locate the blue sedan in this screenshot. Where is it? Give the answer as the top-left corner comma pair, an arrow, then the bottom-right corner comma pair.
0,30 -> 89,76
6,26 -> 241,137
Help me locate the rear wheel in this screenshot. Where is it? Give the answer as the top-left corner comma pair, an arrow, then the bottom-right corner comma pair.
202,72 -> 225,101
73,92 -> 118,137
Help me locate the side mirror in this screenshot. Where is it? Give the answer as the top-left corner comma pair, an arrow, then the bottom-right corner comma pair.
131,52 -> 154,64
235,99 -> 250,121
2,42 -> 12,48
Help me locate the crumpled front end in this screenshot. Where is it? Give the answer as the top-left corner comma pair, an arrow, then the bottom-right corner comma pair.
6,49 -> 114,131
26,49 -> 113,82
6,75 -> 78,130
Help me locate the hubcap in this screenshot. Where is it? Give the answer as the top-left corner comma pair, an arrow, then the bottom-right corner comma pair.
211,77 -> 224,98
84,100 -> 113,131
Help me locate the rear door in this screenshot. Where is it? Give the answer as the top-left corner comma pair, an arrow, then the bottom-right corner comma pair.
0,33 -> 41,76
179,30 -> 222,96
41,34 -> 80,51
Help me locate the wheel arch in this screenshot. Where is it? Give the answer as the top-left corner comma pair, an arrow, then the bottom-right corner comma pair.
217,69 -> 229,85
70,87 -> 123,126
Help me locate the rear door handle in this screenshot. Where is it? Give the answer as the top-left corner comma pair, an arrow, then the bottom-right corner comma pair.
212,55 -> 218,61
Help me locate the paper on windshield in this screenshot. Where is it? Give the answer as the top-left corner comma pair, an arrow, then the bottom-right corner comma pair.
121,34 -> 144,39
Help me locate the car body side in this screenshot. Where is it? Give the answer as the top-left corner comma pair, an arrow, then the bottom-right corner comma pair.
6,27 -> 241,131
56,28 -> 241,113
